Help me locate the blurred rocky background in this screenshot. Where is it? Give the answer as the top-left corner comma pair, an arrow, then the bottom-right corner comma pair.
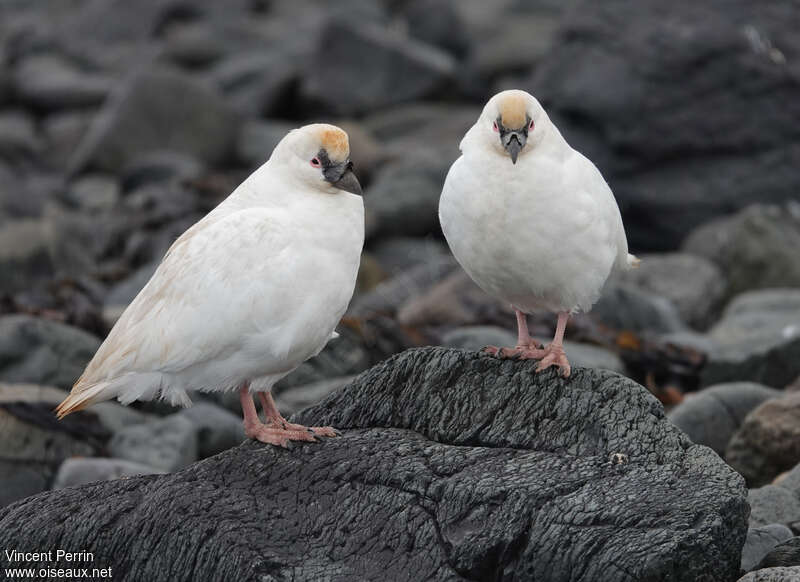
0,0 -> 799,578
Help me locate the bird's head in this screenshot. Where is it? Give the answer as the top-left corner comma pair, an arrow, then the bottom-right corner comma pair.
480,90 -> 548,164
276,124 -> 362,195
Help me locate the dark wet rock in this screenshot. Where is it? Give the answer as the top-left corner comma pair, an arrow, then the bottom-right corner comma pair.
364,154 -> 450,238
302,20 -> 456,116
441,325 -> 516,352
727,392 -> 800,487
749,486 -> 800,528
41,111 -> 93,170
0,461 -> 49,509
0,315 -> 100,389
121,150 -> 204,192
234,119 -> 294,169
756,537 -> 800,570
207,52 -> 297,119
370,236 -> 451,276
741,525 -> 795,572
0,165 -> 26,221
591,282 -> 687,334
658,330 -> 718,355
399,0 -> 470,58
63,174 -> 121,213
0,348 -> 747,581
0,110 -> 41,161
0,402 -> 100,507
702,289 -> 800,388
53,458 -> 165,490
70,67 -> 240,174
178,402 -> 244,458
42,206 -> 111,280
614,252 -> 727,329
397,269 -> 506,328
273,376 -> 355,418
162,21 -> 227,68
776,463 -> 800,499
363,102 -> 477,164
465,10 -> 559,81
560,341 -> 625,373
12,54 -> 112,111
529,0 -> 800,251
0,219 -> 54,294
738,567 -> 800,582
349,254 -> 458,318
683,203 -> 800,300
667,382 -> 781,455
109,414 -> 198,472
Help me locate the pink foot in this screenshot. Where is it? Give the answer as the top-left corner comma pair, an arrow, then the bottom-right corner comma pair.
258,392 -> 339,439
483,339 -> 546,360
244,421 -> 318,448
536,344 -> 572,377
268,417 -> 339,439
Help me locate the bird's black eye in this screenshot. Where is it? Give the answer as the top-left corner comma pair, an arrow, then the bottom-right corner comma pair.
529,119 -> 535,131
492,121 -> 499,132
310,157 -> 321,168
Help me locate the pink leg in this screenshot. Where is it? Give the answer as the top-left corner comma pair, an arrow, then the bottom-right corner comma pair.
535,312 -> 571,377
258,391 -> 339,438
240,385 -> 317,447
483,308 -> 546,359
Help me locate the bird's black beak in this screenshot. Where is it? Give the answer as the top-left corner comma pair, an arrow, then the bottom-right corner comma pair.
503,131 -> 526,165
497,116 -> 530,165
323,157 -> 362,196
331,166 -> 362,196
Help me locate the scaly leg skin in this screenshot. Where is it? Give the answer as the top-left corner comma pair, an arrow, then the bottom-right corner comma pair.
535,311 -> 572,377
240,385 -> 316,448
483,309 -> 547,359
258,391 -> 339,439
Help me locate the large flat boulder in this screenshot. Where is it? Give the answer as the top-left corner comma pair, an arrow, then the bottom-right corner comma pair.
0,348 -> 747,581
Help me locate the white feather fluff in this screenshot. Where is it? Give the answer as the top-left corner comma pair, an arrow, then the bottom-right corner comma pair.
58,124 -> 364,416
439,90 -> 635,315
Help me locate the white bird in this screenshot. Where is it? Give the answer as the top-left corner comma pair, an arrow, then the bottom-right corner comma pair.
439,90 -> 638,376
57,124 -> 365,447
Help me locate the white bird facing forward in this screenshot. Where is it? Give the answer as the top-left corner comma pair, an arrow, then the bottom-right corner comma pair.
57,124 -> 365,446
439,90 -> 638,376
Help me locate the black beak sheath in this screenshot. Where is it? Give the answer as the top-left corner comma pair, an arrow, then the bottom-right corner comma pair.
507,134 -> 522,164
498,116 -> 530,165
321,153 -> 363,196
331,167 -> 362,196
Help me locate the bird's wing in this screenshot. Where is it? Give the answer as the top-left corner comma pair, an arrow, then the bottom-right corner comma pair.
74,207 -> 297,392
564,151 -> 631,270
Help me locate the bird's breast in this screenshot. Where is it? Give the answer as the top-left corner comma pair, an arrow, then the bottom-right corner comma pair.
440,156 -> 616,312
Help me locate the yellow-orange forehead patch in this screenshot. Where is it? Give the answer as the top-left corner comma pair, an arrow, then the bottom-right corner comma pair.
320,127 -> 349,161
498,93 -> 528,129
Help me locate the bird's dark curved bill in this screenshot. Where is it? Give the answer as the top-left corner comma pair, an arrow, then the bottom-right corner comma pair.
332,169 -> 362,196
507,138 -> 521,164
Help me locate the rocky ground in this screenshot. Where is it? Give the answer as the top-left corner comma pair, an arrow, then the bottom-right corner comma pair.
1,0 -> 799,581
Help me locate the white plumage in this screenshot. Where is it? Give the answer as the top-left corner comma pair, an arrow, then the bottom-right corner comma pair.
439,90 -> 637,375
58,124 -> 364,445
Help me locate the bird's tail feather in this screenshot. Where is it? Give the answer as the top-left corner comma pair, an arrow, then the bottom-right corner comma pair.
55,382 -> 115,419
627,253 -> 641,269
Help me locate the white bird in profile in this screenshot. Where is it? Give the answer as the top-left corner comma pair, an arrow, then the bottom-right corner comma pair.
439,90 -> 638,376
57,124 -> 365,447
